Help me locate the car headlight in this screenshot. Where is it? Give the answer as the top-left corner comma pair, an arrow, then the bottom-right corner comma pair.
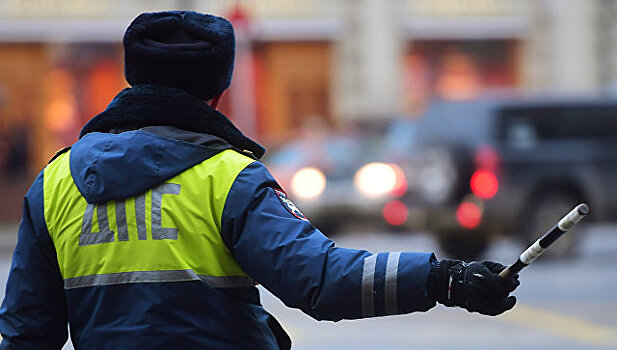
291,167 -> 327,200
354,162 -> 405,198
417,148 -> 456,204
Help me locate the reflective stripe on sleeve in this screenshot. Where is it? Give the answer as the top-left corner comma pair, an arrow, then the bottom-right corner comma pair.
361,254 -> 377,317
64,270 -> 254,289
384,252 -> 401,314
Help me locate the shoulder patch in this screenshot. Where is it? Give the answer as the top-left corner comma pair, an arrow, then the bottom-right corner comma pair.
274,189 -> 308,221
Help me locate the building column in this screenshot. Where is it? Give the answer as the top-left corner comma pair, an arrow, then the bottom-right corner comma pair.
335,0 -> 404,121
523,0 -> 599,93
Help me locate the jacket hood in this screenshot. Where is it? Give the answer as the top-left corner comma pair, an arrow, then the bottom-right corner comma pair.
70,129 -> 230,204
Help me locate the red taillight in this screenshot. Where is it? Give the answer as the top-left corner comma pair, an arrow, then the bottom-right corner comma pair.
382,200 -> 408,226
456,201 -> 482,229
470,170 -> 499,199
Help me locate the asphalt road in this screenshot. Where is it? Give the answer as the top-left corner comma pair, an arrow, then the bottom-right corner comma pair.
0,223 -> 615,349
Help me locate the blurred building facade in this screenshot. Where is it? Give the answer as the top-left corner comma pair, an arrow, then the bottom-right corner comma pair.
0,0 -> 614,219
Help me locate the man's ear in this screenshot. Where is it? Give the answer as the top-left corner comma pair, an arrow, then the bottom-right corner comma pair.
208,92 -> 224,109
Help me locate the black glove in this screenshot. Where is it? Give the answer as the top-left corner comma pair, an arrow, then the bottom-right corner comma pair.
428,259 -> 520,316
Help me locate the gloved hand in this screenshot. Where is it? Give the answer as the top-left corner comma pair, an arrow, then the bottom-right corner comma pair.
428,259 -> 520,316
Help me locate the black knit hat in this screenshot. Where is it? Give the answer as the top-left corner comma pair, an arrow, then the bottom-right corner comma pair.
123,11 -> 235,100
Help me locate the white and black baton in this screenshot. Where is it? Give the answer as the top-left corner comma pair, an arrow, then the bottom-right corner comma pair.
499,203 -> 589,278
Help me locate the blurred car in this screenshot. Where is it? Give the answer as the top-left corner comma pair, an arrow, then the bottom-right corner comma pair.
263,119 -> 418,234
403,97 -> 617,259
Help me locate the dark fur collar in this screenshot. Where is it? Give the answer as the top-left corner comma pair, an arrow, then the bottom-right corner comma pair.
79,84 -> 265,158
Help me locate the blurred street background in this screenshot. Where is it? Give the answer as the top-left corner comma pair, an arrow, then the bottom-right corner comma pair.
0,0 -> 617,348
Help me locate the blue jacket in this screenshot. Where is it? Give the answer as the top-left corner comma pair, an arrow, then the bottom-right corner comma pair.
0,85 -> 436,349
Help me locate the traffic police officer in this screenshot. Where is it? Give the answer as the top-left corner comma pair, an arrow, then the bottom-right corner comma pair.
0,11 -> 519,349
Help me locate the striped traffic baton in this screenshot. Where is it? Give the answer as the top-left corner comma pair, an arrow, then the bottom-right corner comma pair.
499,203 -> 589,278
